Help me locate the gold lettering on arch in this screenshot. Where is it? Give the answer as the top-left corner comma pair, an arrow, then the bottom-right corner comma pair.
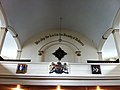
35,33 -> 84,46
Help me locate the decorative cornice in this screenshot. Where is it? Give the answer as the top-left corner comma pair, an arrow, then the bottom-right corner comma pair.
0,75 -> 120,86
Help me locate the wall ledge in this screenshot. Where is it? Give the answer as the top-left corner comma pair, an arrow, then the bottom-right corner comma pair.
0,75 -> 120,86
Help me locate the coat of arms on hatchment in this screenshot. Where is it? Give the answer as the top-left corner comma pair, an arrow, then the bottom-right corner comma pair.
49,62 -> 69,74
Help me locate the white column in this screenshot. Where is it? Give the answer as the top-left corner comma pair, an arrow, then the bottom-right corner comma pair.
0,27 -> 7,54
97,51 -> 102,60
112,29 -> 120,59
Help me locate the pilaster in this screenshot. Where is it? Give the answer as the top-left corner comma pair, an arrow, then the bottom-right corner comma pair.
0,27 -> 7,53
112,29 -> 120,59
16,49 -> 22,59
97,51 -> 102,60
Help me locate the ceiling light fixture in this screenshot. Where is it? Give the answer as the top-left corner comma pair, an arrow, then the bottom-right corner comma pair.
38,17 -> 81,56
59,17 -> 62,42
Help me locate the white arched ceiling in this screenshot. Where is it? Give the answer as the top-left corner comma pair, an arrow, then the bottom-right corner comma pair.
0,0 -> 120,47
1,0 -> 120,60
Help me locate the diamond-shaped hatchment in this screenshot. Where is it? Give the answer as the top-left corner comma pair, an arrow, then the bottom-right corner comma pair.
53,47 -> 67,61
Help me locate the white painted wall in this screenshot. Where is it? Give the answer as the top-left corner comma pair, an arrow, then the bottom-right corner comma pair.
21,29 -> 98,63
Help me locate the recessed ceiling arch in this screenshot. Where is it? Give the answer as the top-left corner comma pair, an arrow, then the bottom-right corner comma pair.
1,0 -> 120,46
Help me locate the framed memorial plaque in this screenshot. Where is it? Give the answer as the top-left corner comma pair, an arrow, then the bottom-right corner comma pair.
16,64 -> 27,74
91,65 -> 101,74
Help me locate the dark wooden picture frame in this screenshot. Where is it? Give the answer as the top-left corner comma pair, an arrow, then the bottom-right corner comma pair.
16,64 -> 27,74
91,65 -> 101,74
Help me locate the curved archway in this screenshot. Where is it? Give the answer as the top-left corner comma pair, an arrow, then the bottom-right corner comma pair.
102,34 -> 118,60
7,26 -> 21,51
1,31 -> 18,59
113,8 -> 120,29
39,40 -> 80,51
0,10 -> 6,27
98,28 -> 113,52
98,8 -> 120,60
0,2 -> 22,59
0,2 -> 7,27
38,40 -> 81,63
